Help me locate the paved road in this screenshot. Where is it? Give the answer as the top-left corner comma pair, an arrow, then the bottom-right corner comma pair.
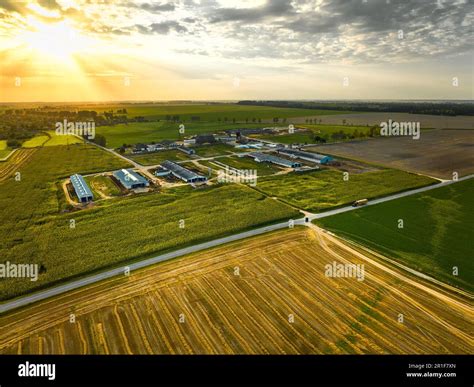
1,174 -> 472,314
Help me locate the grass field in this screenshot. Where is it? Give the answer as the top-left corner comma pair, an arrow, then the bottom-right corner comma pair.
22,134 -> 49,147
213,156 -> 283,177
22,131 -> 83,148
94,104 -> 353,148
85,175 -> 122,198
316,179 -> 474,292
0,145 -> 299,300
194,143 -> 236,157
97,122 -> 266,148
1,227 -> 471,354
255,169 -> 436,212
72,103 -> 350,121
128,149 -> 191,165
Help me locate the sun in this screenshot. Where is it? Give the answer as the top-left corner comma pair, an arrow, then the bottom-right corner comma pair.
21,18 -> 88,62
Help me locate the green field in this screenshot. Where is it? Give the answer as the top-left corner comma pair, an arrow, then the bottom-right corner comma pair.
0,140 -> 11,158
85,175 -> 122,198
254,169 -> 436,212
194,143 -> 236,157
316,179 -> 474,292
74,103 -> 349,121
22,135 -> 49,148
95,104 -> 353,148
128,149 -> 191,165
0,145 -> 299,300
253,124 -> 373,145
97,122 -> 265,148
22,131 -> 83,148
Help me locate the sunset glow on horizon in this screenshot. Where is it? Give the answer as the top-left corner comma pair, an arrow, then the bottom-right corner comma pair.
0,0 -> 472,102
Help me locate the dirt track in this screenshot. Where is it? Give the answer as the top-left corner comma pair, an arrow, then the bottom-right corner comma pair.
0,228 -> 472,354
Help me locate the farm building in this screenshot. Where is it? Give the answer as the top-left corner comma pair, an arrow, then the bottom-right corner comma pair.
277,149 -> 333,164
177,146 -> 196,155
215,135 -> 235,143
154,166 -> 171,177
248,152 -> 301,168
195,135 -> 216,145
70,174 -> 93,203
113,169 -> 150,189
160,160 -> 207,184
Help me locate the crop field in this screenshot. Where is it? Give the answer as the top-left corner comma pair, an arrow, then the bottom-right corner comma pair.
308,129 -> 474,180
69,103 -> 349,121
254,169 -> 436,212
0,145 -> 299,300
0,148 -> 38,182
316,179 -> 474,292
1,227 -> 471,354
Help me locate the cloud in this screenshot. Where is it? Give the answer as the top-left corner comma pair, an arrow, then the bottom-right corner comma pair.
209,0 -> 295,23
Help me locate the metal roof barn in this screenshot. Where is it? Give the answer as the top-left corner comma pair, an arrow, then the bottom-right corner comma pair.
161,160 -> 207,183
248,152 -> 301,168
113,169 -> 149,189
277,149 -> 333,164
70,174 -> 93,203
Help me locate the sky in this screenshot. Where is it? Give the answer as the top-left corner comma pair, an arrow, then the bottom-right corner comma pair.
0,0 -> 472,102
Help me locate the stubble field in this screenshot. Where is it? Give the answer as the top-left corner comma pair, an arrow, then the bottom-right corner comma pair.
1,228 -> 471,354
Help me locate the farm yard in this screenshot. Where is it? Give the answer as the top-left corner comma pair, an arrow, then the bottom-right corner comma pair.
310,129 -> 474,179
316,179 -> 474,293
0,228 -> 471,354
254,169 -> 435,212
0,145 -> 299,300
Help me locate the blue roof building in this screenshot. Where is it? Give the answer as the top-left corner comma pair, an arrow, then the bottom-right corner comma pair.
70,174 -> 93,203
113,169 -> 149,189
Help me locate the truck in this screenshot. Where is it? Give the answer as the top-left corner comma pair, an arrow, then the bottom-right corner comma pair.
352,198 -> 368,207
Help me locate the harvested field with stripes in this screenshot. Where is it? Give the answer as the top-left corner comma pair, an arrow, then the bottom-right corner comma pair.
0,227 -> 471,354
0,148 -> 37,182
